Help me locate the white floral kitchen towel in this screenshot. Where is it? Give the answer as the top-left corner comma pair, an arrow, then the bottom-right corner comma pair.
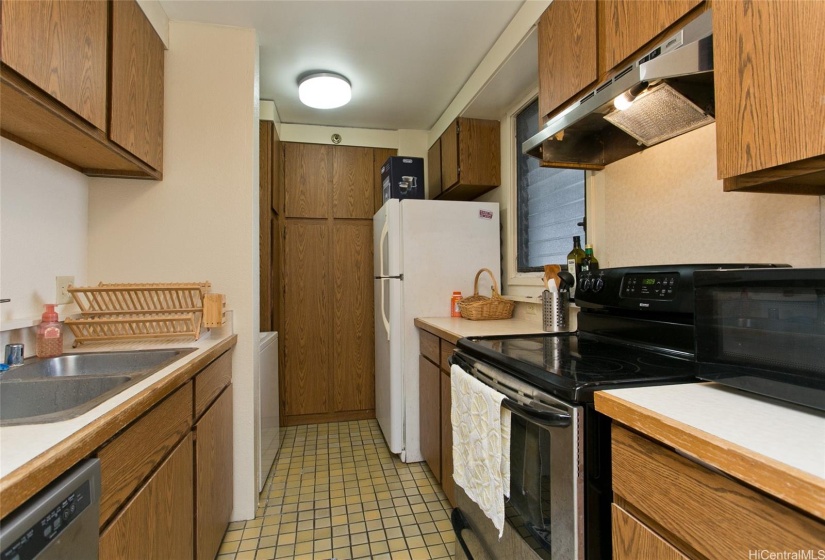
451,363 -> 512,538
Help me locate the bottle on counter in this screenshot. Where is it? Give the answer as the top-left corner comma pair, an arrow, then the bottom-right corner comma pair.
581,244 -> 599,273
451,291 -> 463,317
36,304 -> 63,358
566,236 -> 586,299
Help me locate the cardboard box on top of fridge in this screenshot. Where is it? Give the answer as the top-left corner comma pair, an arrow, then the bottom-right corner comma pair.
382,157 -> 425,203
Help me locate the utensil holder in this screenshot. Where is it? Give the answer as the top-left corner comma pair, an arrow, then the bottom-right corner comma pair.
543,290 -> 570,332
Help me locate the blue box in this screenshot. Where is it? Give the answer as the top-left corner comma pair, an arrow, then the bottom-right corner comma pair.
381,157 -> 425,203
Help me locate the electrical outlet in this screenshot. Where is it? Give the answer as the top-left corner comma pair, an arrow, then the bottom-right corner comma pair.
526,302 -> 538,315
56,276 -> 74,305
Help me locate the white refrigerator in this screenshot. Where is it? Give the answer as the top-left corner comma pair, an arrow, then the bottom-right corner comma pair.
374,198 -> 501,462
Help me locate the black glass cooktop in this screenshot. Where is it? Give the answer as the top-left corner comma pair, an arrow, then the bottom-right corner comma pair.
456,333 -> 697,403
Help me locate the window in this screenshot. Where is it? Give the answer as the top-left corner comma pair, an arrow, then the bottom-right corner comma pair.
516,99 -> 586,273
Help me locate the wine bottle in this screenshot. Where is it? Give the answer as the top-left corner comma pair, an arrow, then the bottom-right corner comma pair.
582,244 -> 599,273
566,236 -> 586,299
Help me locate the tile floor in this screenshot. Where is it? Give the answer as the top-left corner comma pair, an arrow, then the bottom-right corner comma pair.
217,419 -> 456,560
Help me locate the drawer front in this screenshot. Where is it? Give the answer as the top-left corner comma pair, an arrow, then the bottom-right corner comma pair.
419,330 -> 440,365
612,504 -> 688,560
612,426 -> 825,559
440,341 -> 456,374
98,381 -> 193,527
194,349 -> 233,419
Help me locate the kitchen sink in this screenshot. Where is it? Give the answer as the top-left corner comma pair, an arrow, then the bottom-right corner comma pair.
0,348 -> 195,426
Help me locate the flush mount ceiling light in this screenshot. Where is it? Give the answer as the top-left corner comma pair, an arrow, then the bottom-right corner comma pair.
298,72 -> 351,109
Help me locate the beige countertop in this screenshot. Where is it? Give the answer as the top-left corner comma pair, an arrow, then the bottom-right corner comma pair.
595,383 -> 825,521
414,316 -> 548,345
0,328 -> 237,518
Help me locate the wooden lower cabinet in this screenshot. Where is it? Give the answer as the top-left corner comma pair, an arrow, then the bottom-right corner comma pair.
612,504 -> 688,560
99,433 -> 194,559
419,355 -> 441,482
611,425 -> 825,559
417,329 -> 457,507
195,386 -> 234,560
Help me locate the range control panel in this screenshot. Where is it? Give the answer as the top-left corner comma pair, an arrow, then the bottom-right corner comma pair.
621,272 -> 679,300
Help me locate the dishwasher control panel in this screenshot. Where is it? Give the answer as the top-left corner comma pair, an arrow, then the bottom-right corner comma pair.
0,459 -> 100,560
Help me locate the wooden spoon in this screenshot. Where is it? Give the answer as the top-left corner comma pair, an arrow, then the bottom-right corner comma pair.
544,264 -> 562,290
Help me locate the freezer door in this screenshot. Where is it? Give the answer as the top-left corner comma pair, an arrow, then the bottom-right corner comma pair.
374,275 -> 403,455
374,199 -> 401,278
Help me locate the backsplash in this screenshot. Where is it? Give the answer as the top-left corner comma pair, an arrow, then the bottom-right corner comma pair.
0,138 -> 88,328
594,124 -> 821,268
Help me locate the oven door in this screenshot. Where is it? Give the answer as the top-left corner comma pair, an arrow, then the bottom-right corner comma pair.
450,353 -> 584,560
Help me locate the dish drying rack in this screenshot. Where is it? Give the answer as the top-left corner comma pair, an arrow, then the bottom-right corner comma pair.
65,282 -> 225,346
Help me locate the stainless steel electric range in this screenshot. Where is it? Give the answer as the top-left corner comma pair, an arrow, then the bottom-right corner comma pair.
449,263 -> 786,560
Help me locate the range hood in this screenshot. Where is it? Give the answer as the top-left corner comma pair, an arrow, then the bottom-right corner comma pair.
523,11 -> 714,168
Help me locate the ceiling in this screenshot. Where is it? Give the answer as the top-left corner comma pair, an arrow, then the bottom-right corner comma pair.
159,0 -> 526,131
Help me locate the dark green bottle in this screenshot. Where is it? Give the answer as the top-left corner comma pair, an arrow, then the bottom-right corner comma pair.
581,244 -> 599,273
566,236 -> 586,299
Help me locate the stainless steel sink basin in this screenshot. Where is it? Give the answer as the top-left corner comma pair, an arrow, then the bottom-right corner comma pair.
0,348 -> 195,426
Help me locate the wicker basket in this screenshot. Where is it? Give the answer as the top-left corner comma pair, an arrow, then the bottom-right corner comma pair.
458,268 -> 514,321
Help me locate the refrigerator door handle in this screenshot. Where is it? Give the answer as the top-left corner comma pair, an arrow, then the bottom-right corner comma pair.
378,215 -> 389,277
380,278 -> 391,341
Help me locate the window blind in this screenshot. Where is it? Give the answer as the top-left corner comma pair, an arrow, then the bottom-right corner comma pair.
516,100 -> 586,272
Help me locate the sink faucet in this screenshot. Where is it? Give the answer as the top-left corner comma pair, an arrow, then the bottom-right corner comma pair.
4,344 -> 25,367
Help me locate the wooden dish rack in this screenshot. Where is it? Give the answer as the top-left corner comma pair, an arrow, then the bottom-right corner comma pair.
65,282 -> 225,346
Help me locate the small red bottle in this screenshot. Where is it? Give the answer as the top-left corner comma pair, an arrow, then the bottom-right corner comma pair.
451,292 -> 463,318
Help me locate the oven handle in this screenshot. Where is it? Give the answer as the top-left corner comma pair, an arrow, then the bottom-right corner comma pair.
451,508 -> 477,560
502,398 -> 571,428
450,354 -> 572,428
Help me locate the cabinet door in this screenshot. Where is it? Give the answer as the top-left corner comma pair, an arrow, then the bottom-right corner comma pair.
260,121 -> 274,332
99,433 -> 194,560
419,356 -> 441,482
440,369 -> 455,506
714,0 -> 825,180
457,118 -> 500,188
333,146 -> 373,219
537,0 -> 597,121
427,139 -> 442,199
110,0 -> 164,171
333,222 -> 374,412
612,504 -> 689,560
440,121 -> 459,189
195,386 -> 234,560
0,0 -> 108,130
283,221 -> 329,416
599,0 -> 702,73
284,143 -> 332,218
373,147 -> 397,213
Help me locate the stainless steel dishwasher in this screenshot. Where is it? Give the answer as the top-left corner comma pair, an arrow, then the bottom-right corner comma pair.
1,459 -> 100,560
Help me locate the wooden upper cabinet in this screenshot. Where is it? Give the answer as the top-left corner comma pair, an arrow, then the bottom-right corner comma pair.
714,0 -> 825,194
599,0 -> 702,73
110,0 -> 164,171
333,146 -> 373,219
427,138 -> 442,199
440,120 -> 459,188
284,143 -> 332,218
0,0 -> 108,131
434,117 -> 500,201
537,0 -> 598,122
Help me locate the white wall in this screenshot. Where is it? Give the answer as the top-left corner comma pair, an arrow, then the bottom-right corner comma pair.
87,21 -> 260,521
0,138 -> 88,340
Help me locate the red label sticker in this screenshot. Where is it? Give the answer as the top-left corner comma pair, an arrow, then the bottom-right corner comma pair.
479,210 -> 493,220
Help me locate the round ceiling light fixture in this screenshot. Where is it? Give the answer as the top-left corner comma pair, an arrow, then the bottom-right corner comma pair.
298,72 -> 352,109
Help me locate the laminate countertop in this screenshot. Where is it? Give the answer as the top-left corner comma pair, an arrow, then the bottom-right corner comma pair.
414,316 -> 547,345
595,383 -> 825,521
0,329 -> 237,519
